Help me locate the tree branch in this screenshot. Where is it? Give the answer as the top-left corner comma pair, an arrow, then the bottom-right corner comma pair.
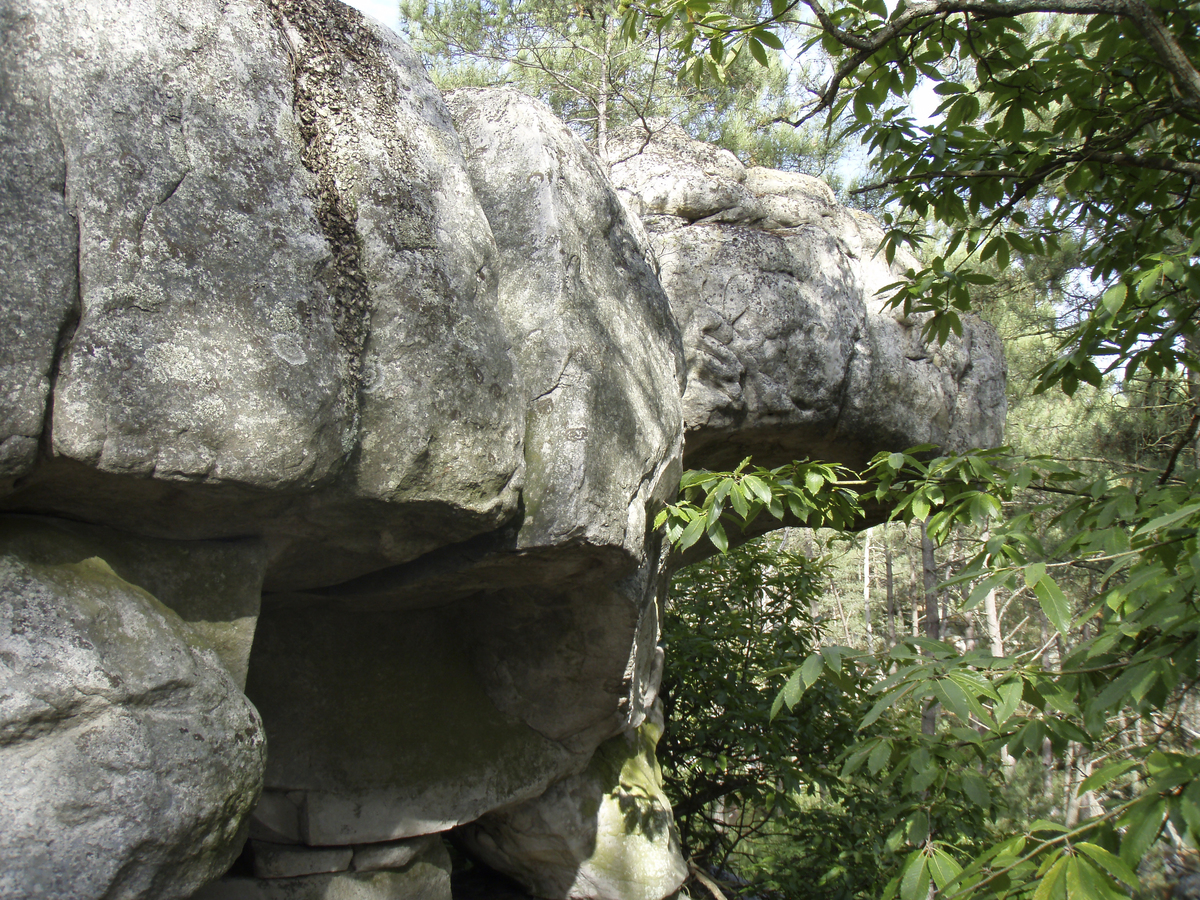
784,0 -> 1200,126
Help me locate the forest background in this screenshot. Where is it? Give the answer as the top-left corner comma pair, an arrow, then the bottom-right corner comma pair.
367,2 -> 1200,899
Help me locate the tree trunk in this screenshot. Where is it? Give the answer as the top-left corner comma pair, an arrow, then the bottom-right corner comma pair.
921,520 -> 941,735
803,530 -> 820,624
909,528 -> 921,637
596,14 -> 612,164
921,520 -> 940,641
1040,608 -> 1055,800
862,529 -> 874,652
980,544 -> 1016,776
832,585 -> 853,645
884,527 -> 897,647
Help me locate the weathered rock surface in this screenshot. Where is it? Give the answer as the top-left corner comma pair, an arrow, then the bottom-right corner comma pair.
610,123 -> 1007,471
446,88 -> 685,561
194,835 -> 452,900
459,713 -> 687,900
1,0 -> 524,590
0,516 -> 267,900
0,1 -> 1007,898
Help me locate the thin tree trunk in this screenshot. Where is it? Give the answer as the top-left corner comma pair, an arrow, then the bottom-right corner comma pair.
980,545 -> 1016,776
909,528 -> 921,637
803,530 -> 820,624
922,520 -> 940,642
1064,742 -> 1081,825
884,526 -> 897,647
1040,608 -> 1055,800
596,16 -> 612,164
832,585 -> 853,645
863,529 -> 875,652
921,520 -> 941,735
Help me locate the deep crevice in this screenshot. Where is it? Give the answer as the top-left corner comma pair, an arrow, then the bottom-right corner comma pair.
39,204 -> 84,464
264,0 -> 374,394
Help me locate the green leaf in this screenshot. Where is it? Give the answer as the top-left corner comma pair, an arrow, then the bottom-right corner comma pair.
928,847 -> 963,891
706,519 -> 729,553
868,739 -> 892,775
1101,283 -> 1127,316
961,770 -> 990,807
758,28 -> 784,50
805,469 -> 826,494
860,683 -> 914,729
1120,798 -> 1166,866
729,484 -> 750,518
899,853 -> 930,900
781,665 -> 806,709
1034,574 -> 1072,636
801,651 -> 825,689
933,678 -> 973,723
995,679 -> 1023,725
741,474 -> 774,505
911,496 -> 931,521
1024,561 -> 1046,588
747,36 -> 768,66
1033,855 -> 1067,900
1075,843 -> 1139,890
1135,501 -> 1200,537
678,514 -> 707,551
1078,759 -> 1137,794
907,810 -> 930,847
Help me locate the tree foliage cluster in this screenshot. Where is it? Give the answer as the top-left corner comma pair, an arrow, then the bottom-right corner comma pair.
637,0 -> 1200,898
398,0 -> 853,174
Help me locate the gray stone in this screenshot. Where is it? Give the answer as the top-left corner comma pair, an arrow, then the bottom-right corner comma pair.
0,514 -> 265,687
446,88 -> 685,565
609,122 -> 755,224
193,836 -> 451,900
460,715 -> 687,900
351,835 -> 437,873
609,123 -> 1007,471
0,519 -> 266,900
244,598 -> 577,846
0,0 -> 525,591
250,842 -> 353,879
0,0 -> 78,489
249,790 -> 305,845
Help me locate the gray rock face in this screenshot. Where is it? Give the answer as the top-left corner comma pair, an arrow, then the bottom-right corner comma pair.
446,89 -> 685,562
1,0 -> 524,590
194,835 -> 452,900
0,2 -> 1007,899
610,123 -> 1007,471
0,517 -> 267,900
460,713 -> 687,900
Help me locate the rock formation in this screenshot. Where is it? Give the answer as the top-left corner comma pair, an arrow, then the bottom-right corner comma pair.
608,122 -> 1007,472
0,0 -> 1005,897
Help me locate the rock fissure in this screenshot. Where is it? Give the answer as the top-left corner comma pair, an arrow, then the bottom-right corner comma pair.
265,0 -> 372,398
38,210 -> 84,466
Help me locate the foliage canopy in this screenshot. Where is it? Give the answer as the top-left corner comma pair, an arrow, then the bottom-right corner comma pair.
636,0 -> 1200,898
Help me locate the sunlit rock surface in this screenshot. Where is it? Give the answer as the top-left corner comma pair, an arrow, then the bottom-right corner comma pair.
610,122 -> 1007,472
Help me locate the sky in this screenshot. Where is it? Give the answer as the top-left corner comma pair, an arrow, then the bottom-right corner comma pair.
341,0 -> 401,34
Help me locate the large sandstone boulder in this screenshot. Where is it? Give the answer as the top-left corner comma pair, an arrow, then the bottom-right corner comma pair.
0,0 -> 1006,898
1,0 -> 524,591
610,123 -> 1007,471
0,516 -> 267,900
